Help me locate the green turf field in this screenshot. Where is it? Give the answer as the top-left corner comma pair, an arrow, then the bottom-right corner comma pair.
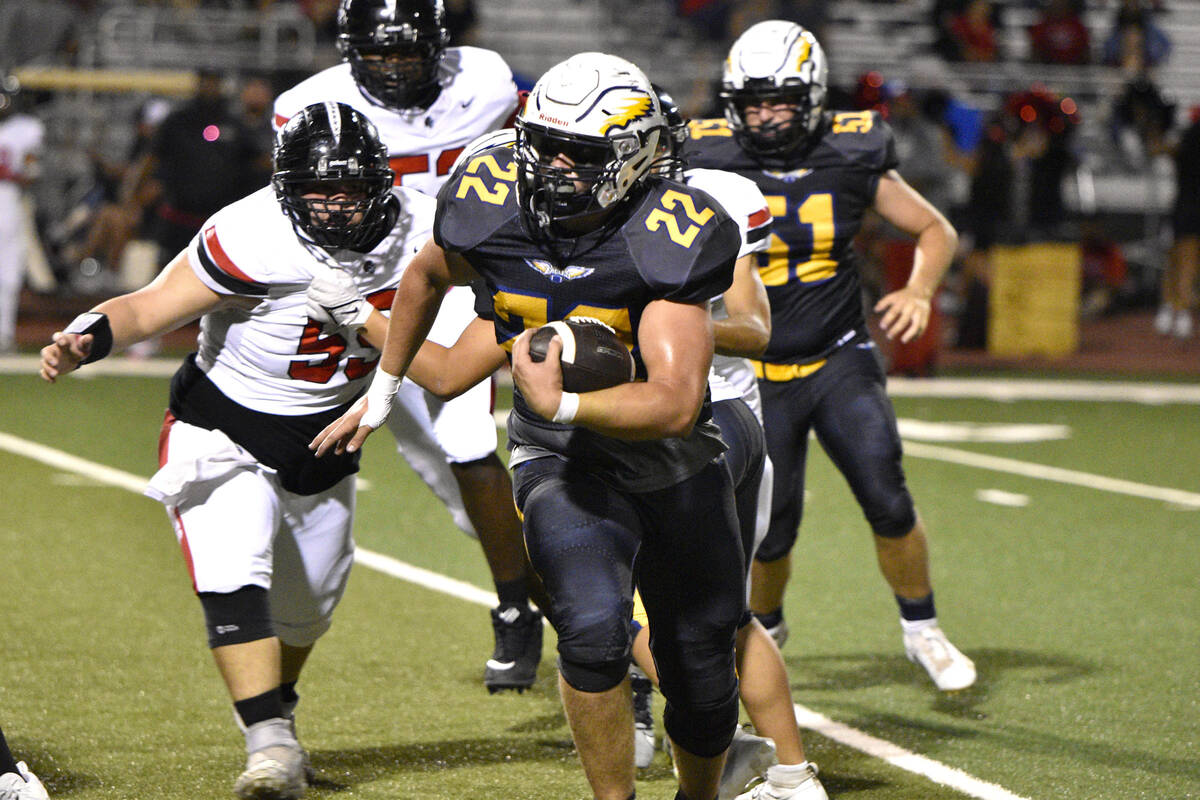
1,363 -> 1197,799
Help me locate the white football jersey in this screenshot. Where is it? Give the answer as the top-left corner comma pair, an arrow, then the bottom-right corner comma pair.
0,113 -> 44,205
687,167 -> 771,416
273,47 -> 519,197
186,185 -> 436,416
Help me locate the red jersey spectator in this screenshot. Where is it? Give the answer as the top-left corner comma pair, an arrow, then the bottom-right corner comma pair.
1029,0 -> 1092,65
948,0 -> 1000,62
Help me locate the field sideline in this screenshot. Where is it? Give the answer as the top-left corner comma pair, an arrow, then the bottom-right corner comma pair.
1,367 -> 1197,799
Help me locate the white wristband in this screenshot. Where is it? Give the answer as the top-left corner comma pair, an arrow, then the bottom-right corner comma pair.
552,391 -> 580,424
361,369 -> 402,430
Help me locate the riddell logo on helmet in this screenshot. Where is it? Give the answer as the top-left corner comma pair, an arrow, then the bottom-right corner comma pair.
537,114 -> 571,127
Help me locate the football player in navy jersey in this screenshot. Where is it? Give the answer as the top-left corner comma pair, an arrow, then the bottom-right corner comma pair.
685,21 -> 976,695
312,53 -> 748,800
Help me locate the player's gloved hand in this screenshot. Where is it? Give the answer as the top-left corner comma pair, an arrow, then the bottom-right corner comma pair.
307,268 -> 373,332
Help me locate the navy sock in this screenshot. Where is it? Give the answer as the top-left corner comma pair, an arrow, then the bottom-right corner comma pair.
896,592 -> 936,621
754,608 -> 784,629
495,578 -> 529,607
235,687 -> 284,728
0,726 -> 18,775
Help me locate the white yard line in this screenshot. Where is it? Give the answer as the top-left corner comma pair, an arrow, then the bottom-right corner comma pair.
0,428 -> 1041,797
3,356 -> 1198,404
904,442 -> 1200,508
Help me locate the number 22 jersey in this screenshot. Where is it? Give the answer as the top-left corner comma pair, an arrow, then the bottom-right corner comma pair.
436,146 -> 743,492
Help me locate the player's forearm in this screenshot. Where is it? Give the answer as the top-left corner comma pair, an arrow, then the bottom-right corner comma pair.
376,272 -> 444,379
572,379 -> 705,440
907,217 -> 958,299
713,315 -> 770,358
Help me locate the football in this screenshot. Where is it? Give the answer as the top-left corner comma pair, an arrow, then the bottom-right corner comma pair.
527,319 -> 636,393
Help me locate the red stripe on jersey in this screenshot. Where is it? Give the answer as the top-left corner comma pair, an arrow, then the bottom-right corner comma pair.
748,207 -> 771,229
203,227 -> 258,285
174,507 -> 199,593
158,409 -> 177,468
273,112 -> 289,130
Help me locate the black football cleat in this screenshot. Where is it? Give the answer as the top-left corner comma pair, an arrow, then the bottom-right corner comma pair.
484,603 -> 543,693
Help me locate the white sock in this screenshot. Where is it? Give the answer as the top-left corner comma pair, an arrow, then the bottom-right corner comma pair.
901,616 -> 938,635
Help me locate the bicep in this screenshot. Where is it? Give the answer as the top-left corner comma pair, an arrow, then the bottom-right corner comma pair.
94,250 -> 226,338
637,300 -> 713,396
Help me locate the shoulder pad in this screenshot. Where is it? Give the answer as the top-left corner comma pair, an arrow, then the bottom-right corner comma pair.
622,179 -> 739,304
820,110 -> 898,172
434,146 -> 522,252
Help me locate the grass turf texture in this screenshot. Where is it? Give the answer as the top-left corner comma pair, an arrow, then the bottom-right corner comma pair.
1,371 -> 1198,798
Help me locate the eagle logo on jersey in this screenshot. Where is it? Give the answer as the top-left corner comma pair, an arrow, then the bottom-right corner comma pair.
762,167 -> 812,181
525,258 -> 595,282
599,96 -> 653,135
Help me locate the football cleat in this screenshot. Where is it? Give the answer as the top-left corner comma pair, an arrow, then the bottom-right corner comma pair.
718,727 -> 778,800
1174,310 -> 1194,339
484,604 -> 543,693
630,666 -> 656,768
735,761 -> 828,800
0,762 -> 49,800
904,625 -> 976,692
234,718 -> 308,799
1154,305 -> 1174,335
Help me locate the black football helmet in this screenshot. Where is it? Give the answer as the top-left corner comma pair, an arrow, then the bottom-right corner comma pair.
650,83 -> 688,180
273,102 -> 395,251
337,0 -> 449,111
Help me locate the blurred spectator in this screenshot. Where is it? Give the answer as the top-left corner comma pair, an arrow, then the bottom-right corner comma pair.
1003,86 -> 1079,237
296,0 -> 338,45
1102,0 -> 1171,73
131,70 -> 262,264
237,74 -> 276,188
0,76 -> 44,353
1079,218 -> 1129,317
933,0 -> 1002,63
1111,74 -> 1175,166
1157,108 -> 1200,338
444,0 -> 479,46
1028,0 -> 1091,65
61,98 -> 170,280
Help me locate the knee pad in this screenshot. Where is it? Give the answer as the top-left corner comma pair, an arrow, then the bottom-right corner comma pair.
558,654 -> 630,693
662,685 -> 739,758
753,522 -> 796,564
198,585 -> 274,648
864,490 -> 917,539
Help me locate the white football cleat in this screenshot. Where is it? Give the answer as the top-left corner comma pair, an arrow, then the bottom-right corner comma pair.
234,718 -> 307,799
630,667 -> 657,768
1173,310 -> 1194,339
764,618 -> 789,650
0,762 -> 50,800
735,761 -> 828,800
719,727 -> 778,799
904,625 -> 976,691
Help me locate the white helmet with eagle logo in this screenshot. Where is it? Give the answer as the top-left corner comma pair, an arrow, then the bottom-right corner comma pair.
516,52 -> 665,238
721,20 -> 827,160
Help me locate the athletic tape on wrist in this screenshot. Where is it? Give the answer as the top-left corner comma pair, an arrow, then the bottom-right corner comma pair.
361,370 -> 402,429
63,312 -> 113,364
552,391 -> 580,424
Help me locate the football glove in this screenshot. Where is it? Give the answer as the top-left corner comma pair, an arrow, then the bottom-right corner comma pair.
307,268 -> 373,332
